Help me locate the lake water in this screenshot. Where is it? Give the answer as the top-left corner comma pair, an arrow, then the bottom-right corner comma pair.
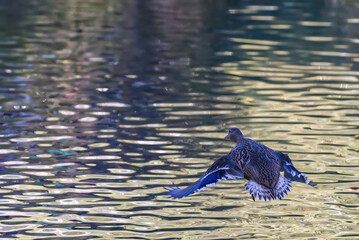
0,0 -> 358,239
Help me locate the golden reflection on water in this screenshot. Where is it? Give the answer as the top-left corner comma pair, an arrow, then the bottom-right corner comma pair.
0,0 -> 358,239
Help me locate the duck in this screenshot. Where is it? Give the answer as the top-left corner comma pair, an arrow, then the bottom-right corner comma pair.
165,127 -> 316,201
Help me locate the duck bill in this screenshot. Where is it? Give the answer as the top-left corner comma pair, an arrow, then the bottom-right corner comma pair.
224,134 -> 230,139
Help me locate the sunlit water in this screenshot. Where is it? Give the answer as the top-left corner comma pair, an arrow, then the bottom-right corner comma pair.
0,0 -> 358,239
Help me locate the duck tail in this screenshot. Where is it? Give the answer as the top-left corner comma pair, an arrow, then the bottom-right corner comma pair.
245,176 -> 292,201
272,176 -> 292,200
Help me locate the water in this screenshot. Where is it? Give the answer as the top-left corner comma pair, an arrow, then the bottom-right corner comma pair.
0,0 -> 358,239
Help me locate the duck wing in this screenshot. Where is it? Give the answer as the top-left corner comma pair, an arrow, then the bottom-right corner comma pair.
164,155 -> 243,199
276,151 -> 316,187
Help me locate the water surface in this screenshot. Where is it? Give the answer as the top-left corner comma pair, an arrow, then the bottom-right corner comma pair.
0,0 -> 358,239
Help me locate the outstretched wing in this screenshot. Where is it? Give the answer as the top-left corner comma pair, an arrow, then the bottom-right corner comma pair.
276,151 -> 316,187
164,155 -> 243,199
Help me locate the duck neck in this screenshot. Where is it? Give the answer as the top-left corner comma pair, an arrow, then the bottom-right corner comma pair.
235,135 -> 244,144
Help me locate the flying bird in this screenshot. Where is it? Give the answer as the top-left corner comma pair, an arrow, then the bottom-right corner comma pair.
165,128 -> 315,201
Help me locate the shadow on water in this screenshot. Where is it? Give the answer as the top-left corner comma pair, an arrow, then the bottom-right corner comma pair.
0,0 -> 358,239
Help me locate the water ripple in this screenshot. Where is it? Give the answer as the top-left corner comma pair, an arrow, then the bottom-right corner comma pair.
0,0 -> 358,239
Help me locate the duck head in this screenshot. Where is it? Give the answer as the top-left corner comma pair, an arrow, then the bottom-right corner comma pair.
224,128 -> 244,143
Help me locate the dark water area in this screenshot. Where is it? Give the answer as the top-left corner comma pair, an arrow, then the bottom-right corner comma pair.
0,0 -> 358,239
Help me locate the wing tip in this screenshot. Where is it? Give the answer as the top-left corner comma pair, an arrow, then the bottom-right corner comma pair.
308,181 -> 317,188
163,184 -> 192,199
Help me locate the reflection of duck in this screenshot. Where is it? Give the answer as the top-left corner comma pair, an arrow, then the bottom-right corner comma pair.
165,128 -> 316,201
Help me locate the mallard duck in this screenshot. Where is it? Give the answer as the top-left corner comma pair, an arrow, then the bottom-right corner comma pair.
165,128 -> 315,201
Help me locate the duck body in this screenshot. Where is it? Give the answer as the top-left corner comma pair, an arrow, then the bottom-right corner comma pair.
230,137 -> 281,188
165,128 -> 315,201
229,136 -> 290,201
